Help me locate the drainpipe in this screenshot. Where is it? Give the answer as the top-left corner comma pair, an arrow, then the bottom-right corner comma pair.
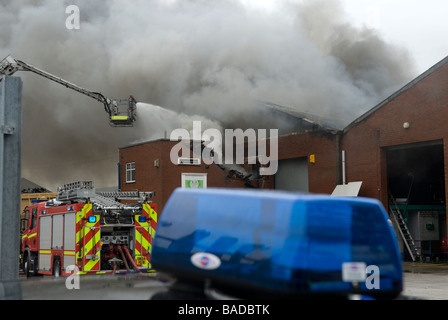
117,162 -> 121,192
342,150 -> 346,185
336,132 -> 343,185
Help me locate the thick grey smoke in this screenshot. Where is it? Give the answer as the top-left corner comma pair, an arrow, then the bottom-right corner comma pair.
0,0 -> 415,191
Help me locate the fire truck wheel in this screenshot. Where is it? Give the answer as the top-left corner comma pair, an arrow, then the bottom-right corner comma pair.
53,258 -> 61,278
23,254 -> 31,278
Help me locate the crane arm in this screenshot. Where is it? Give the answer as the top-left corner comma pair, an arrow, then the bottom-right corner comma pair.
0,55 -> 136,127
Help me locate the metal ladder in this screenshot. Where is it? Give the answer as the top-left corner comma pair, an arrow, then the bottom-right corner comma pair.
389,193 -> 420,262
56,181 -> 154,210
90,193 -> 125,209
97,190 -> 155,202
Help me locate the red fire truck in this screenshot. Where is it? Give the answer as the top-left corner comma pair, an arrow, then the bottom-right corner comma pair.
21,181 -> 157,277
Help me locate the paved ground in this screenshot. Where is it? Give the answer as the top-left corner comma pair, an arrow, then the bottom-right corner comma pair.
16,262 -> 448,300
401,262 -> 448,300
19,273 -> 173,300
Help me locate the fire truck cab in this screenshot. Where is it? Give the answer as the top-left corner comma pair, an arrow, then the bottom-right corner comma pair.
21,181 -> 157,277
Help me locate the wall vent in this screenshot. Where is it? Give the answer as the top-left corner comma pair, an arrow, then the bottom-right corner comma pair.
178,157 -> 201,165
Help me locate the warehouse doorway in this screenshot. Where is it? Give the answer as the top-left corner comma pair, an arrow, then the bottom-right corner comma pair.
386,140 -> 445,205
386,140 -> 447,260
275,157 -> 309,192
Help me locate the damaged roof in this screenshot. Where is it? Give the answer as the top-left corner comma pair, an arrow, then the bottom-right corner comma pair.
262,102 -> 344,133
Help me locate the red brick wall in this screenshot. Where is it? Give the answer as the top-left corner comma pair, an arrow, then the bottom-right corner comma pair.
119,139 -> 250,215
342,60 -> 448,215
119,131 -> 343,216
276,131 -> 340,195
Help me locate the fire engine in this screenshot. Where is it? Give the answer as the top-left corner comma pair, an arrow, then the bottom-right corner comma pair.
21,181 -> 157,277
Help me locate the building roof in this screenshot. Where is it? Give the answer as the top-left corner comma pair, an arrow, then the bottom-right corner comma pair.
121,55 -> 448,148
21,178 -> 52,193
343,55 -> 448,133
261,102 -> 342,133
119,138 -> 173,149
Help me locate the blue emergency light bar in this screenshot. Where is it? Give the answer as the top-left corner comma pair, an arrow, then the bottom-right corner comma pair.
151,188 -> 403,299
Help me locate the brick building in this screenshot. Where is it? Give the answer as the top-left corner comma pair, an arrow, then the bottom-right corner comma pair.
118,139 -> 271,213
119,56 -> 448,259
339,57 -> 448,258
341,56 -> 448,210
272,56 -> 448,258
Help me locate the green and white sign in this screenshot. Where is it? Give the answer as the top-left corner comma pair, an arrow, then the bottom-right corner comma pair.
182,173 -> 207,189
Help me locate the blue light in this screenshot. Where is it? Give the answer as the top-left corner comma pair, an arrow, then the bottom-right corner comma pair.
88,216 -> 96,223
151,188 -> 404,299
138,216 -> 147,223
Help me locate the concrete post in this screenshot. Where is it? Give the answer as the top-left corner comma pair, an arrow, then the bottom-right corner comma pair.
0,76 -> 23,299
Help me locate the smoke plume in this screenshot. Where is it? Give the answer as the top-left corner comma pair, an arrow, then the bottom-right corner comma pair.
0,0 -> 416,191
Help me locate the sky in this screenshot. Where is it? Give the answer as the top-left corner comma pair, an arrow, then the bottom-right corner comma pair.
342,0 -> 448,73
1,0 -> 448,190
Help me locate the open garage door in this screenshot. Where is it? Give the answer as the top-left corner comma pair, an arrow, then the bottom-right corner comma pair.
386,140 -> 447,260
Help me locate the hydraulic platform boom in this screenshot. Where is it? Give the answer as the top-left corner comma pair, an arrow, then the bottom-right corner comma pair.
0,55 -> 136,127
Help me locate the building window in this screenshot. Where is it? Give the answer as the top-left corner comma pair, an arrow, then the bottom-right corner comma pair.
126,162 -> 136,183
31,208 -> 37,229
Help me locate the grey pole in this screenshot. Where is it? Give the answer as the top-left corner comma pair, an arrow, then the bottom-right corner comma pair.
0,76 -> 23,299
